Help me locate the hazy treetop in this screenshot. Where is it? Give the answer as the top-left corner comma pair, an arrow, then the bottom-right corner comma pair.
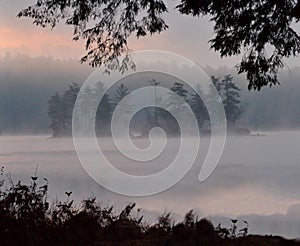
18,0 -> 300,90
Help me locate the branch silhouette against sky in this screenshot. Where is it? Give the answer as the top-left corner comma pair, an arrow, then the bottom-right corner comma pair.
15,0 -> 300,90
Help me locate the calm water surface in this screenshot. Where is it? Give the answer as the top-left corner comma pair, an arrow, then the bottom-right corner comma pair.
0,131 -> 300,238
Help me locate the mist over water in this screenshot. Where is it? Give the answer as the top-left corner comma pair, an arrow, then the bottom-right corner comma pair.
1,132 -> 300,238
1,1 -> 300,242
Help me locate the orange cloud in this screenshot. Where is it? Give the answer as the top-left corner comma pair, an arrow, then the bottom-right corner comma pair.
0,24 -> 84,59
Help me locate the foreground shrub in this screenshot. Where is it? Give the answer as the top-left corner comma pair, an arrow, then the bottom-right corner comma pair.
0,172 -> 299,245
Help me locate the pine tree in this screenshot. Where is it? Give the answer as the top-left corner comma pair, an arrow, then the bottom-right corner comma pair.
170,82 -> 188,99
164,82 -> 189,134
222,75 -> 243,125
211,76 -> 223,94
112,84 -> 132,115
63,83 -> 80,134
48,92 -> 65,136
111,84 -> 133,133
167,82 -> 188,112
190,84 -> 208,129
94,81 -> 112,135
78,85 -> 95,130
113,84 -> 129,103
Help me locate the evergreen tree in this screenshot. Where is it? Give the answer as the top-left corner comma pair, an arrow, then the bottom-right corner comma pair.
170,82 -> 188,99
211,76 -> 222,94
205,75 -> 246,127
167,82 -> 188,112
112,84 -> 132,115
49,82 -> 113,136
111,84 -> 132,133
94,81 -> 112,135
190,84 -> 208,129
112,84 -> 130,104
222,75 -> 243,125
48,83 -> 80,136
78,85 -> 95,130
63,83 -> 80,133
48,92 -> 65,136
204,83 -> 221,127
166,82 -> 189,133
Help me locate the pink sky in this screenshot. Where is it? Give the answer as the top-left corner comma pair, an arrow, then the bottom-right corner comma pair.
1,0 -> 299,68
0,0 -> 242,68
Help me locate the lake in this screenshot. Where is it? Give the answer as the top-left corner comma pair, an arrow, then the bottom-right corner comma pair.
0,131 -> 300,238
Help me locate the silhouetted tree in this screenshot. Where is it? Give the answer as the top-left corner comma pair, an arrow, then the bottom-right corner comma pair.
48,83 -> 80,136
78,85 -> 94,129
113,83 -> 129,103
222,75 -> 243,125
156,96 -> 179,135
48,92 -> 65,136
171,82 -> 188,99
177,1 -> 300,90
205,75 -> 245,127
63,83 -> 80,134
94,81 -> 112,135
18,1 -> 300,90
205,79 -> 224,126
166,82 -> 189,129
112,83 -> 132,114
49,81 -> 115,136
211,76 -> 222,94
190,84 -> 208,129
167,82 -> 188,111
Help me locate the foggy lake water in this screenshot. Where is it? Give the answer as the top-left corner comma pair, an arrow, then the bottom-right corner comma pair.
0,131 -> 300,238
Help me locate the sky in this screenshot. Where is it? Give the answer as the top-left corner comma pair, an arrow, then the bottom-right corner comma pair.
1,1 -> 300,69
0,0 -> 295,69
1,1 -> 300,238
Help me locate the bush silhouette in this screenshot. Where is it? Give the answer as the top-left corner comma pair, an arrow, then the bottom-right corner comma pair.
0,173 -> 299,245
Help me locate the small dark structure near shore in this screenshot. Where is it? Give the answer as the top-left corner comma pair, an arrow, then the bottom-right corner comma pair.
228,126 -> 251,136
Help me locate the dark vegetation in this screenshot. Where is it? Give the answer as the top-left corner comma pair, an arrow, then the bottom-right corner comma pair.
19,0 -> 300,90
0,170 -> 299,245
49,75 -> 246,137
2,55 -> 300,134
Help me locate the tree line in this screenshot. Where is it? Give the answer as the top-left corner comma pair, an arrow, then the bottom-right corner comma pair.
48,75 -> 245,137
19,0 -> 300,90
